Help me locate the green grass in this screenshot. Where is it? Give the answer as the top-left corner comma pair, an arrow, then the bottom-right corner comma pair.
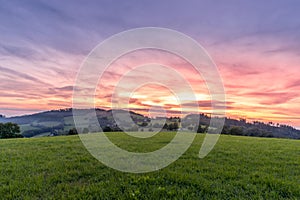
0,133 -> 299,199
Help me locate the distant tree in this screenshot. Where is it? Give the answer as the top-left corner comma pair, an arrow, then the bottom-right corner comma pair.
0,122 -> 23,139
229,126 -> 244,136
239,118 -> 246,123
163,123 -> 168,129
221,125 -> 230,134
103,126 -> 112,132
173,122 -> 179,130
245,127 -> 264,136
168,122 -> 179,131
197,125 -> 208,133
168,123 -> 173,131
68,128 -> 78,135
245,127 -> 273,137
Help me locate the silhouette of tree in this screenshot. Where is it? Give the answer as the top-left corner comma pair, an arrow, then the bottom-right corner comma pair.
0,122 -> 23,139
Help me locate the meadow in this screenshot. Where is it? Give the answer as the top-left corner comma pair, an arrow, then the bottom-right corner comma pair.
0,132 -> 299,199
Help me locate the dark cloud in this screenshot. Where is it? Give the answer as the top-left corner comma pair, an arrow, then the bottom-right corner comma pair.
54,86 -> 74,91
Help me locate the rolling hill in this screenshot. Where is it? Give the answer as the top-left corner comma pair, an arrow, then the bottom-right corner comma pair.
0,108 -> 299,139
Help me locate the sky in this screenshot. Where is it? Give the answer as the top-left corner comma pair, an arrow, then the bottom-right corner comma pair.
1,0 -> 300,127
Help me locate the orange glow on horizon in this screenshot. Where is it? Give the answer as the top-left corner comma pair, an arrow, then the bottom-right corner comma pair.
1,48 -> 300,128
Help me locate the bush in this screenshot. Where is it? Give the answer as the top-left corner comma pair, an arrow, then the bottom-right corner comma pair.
0,122 -> 22,139
197,125 -> 208,133
103,126 -> 112,132
68,128 -> 78,135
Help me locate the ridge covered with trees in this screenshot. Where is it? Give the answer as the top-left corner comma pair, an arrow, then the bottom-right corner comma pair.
0,108 -> 299,139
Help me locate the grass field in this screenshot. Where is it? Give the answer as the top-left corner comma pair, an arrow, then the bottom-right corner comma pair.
0,133 -> 299,199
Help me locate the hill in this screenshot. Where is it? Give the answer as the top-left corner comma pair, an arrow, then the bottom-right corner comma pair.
0,108 -> 299,139
182,113 -> 300,139
0,108 -> 150,137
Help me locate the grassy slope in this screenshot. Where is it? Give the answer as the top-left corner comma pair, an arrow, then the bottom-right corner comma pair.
0,133 -> 299,199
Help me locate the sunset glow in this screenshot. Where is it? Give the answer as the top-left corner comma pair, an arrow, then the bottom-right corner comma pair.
1,1 -> 300,127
